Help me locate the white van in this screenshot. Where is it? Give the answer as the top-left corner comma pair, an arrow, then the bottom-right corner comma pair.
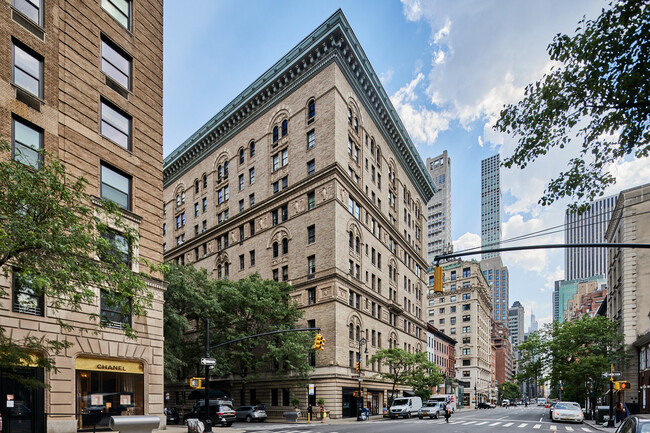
389,397 -> 422,419
428,394 -> 456,413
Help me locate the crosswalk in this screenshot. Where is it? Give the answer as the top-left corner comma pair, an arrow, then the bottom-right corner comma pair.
443,419 -> 593,431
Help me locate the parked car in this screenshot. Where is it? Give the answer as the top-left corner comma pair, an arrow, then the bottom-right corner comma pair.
551,402 -> 584,423
182,403 -> 236,427
418,402 -> 442,419
615,414 -> 650,432
389,397 -> 422,418
234,406 -> 266,423
477,402 -> 493,409
164,407 -> 180,425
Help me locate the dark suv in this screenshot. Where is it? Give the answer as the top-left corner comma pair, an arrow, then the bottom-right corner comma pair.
183,404 -> 235,427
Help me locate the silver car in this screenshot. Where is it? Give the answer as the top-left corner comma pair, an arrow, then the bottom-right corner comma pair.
418,402 -> 442,419
551,402 -> 584,423
234,406 -> 267,423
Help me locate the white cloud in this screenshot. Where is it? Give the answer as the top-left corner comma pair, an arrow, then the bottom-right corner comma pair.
433,50 -> 446,65
433,18 -> 451,44
452,232 -> 481,260
379,69 -> 395,85
390,74 -> 451,145
402,0 -> 423,22
605,156 -> 650,195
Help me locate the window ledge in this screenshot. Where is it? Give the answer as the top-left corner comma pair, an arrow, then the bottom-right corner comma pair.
12,83 -> 44,111
91,196 -> 142,224
11,6 -> 45,41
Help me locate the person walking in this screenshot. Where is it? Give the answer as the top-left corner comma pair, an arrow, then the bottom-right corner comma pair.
307,403 -> 313,423
444,401 -> 451,423
319,404 -> 326,423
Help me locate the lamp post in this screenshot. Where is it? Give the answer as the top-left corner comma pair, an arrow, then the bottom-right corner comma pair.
357,337 -> 368,421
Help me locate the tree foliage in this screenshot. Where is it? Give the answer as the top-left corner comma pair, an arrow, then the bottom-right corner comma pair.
498,381 -> 521,401
163,266 -> 314,385
495,0 -> 650,213
0,141 -> 152,384
515,316 -> 624,408
370,349 -> 442,405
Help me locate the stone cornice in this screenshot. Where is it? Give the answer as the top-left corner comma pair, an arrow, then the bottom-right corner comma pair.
163,10 -> 435,202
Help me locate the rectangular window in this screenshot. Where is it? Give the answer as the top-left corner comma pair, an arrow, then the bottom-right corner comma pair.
239,254 -> 245,270
307,130 -> 315,149
307,287 -> 316,305
307,225 -> 315,244
281,149 -> 288,166
249,167 -> 255,184
249,193 -> 255,206
13,42 -> 42,98
273,154 -> 279,171
307,159 -> 315,176
101,99 -> 131,149
282,266 -> 289,282
272,210 -> 278,226
249,250 -> 255,266
281,204 -> 288,221
100,229 -> 131,267
12,116 -> 42,168
101,0 -> 130,29
307,191 -> 315,210
101,290 -> 131,328
101,37 -> 131,89
249,221 -> 255,236
239,174 -> 244,190
12,271 -> 43,316
101,163 -> 131,210
202,198 -> 207,212
307,256 -> 315,276
13,0 -> 43,25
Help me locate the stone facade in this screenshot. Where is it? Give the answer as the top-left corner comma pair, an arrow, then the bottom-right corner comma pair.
606,183 -> 650,410
427,260 -> 492,406
0,1 -> 164,432
162,11 -> 434,419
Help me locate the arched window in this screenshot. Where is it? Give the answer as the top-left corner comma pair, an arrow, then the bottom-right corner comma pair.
281,120 -> 288,137
239,149 -> 245,164
355,325 -> 360,341
282,238 -> 288,255
355,236 -> 360,253
195,180 -> 199,194
348,108 -> 352,124
202,174 -> 207,189
176,195 -> 180,208
349,231 -> 353,249
181,191 -> 185,203
218,165 -> 222,179
250,141 -> 256,157
349,323 -> 354,340
308,100 -> 315,119
273,242 -> 279,258
273,126 -> 279,143
217,264 -> 222,279
224,161 -> 229,176
370,139 -> 375,155
353,117 -> 358,133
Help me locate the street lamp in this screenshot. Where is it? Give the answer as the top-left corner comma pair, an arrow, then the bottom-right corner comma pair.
357,337 -> 368,421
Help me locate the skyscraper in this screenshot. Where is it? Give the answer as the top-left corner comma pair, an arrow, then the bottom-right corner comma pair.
481,154 -> 502,259
508,301 -> 525,350
480,256 -> 509,326
426,151 -> 452,264
565,194 -> 617,280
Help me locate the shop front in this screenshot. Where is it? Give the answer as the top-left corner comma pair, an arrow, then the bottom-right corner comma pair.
365,389 -> 383,415
0,367 -> 45,433
75,357 -> 144,431
341,388 -> 359,418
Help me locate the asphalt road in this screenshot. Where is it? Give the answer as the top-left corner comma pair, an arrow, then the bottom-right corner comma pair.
231,406 -> 599,433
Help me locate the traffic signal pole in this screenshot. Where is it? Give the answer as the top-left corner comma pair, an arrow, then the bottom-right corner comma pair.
204,318 -> 212,432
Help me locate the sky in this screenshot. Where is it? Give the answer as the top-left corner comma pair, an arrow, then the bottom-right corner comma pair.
163,0 -> 650,331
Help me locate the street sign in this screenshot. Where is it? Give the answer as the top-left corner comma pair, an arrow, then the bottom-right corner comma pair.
601,371 -> 622,378
309,384 -> 315,396
201,357 -> 216,366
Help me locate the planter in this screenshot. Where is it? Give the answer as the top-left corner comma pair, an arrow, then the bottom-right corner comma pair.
283,411 -> 301,423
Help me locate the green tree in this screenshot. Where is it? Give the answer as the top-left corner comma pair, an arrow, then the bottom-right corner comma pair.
0,141 -> 152,386
494,0 -> 650,213
515,331 -> 546,393
163,267 -> 314,387
498,382 -> 521,402
370,349 -> 442,405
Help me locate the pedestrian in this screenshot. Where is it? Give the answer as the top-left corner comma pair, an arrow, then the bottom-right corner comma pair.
445,401 -> 451,423
320,404 -> 326,423
307,403 -> 313,423
615,402 -> 626,425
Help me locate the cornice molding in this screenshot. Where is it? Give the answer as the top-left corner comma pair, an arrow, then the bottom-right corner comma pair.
163,10 -> 435,202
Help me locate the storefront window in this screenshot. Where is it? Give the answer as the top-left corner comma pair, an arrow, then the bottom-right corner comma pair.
0,367 -> 45,433
75,358 -> 143,430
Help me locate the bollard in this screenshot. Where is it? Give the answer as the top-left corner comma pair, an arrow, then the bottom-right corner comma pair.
109,416 -> 160,433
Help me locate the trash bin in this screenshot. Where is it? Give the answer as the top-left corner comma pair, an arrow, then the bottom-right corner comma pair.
596,406 -> 610,424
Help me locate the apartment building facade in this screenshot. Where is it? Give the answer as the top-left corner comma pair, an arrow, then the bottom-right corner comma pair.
162,11 -> 435,419
0,1 -> 165,433
426,151 -> 451,263
427,260 -> 492,407
480,256 -> 509,327
480,154 -> 501,259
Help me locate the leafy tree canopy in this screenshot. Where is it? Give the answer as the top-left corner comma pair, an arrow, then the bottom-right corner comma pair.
495,0 -> 650,213
0,141 -> 153,384
163,266 -> 313,384
370,348 -> 442,405
498,382 -> 521,401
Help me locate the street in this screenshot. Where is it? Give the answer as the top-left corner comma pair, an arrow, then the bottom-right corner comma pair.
228,407 -> 599,433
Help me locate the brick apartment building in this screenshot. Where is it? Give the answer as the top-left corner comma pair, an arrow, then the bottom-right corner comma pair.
491,320 -> 512,385
162,10 -> 435,419
0,1 -> 164,432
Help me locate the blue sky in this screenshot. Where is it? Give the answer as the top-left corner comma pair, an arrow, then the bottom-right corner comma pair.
163,1 -> 650,329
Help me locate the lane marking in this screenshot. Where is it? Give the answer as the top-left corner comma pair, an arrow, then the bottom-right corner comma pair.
518,423 -> 528,428
534,424 -> 542,429
489,422 -> 502,426
464,420 -> 477,424
566,427 -> 574,432
475,421 -> 488,425
581,428 -> 592,432
551,426 -> 558,431
503,422 -> 514,427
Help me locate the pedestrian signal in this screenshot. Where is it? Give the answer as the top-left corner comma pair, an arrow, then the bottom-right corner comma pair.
313,333 -> 325,350
434,266 -> 443,292
620,381 -> 631,390
189,377 -> 203,389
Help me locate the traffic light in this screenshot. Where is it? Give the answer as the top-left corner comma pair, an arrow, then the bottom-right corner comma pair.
502,385 -> 506,391
189,377 -> 203,389
614,381 -> 621,391
433,266 -> 443,292
620,381 -> 631,390
355,361 -> 360,372
313,333 -> 325,350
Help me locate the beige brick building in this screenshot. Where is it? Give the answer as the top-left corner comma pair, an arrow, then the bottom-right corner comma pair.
0,1 -> 164,432
162,11 -> 435,419
427,260 -> 492,407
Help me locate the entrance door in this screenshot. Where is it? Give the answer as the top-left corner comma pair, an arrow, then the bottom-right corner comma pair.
0,368 -> 45,433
